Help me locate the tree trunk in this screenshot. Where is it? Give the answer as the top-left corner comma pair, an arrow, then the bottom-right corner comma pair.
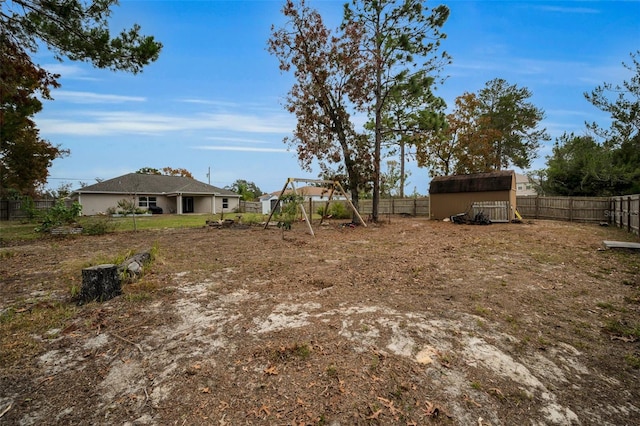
80,264 -> 121,303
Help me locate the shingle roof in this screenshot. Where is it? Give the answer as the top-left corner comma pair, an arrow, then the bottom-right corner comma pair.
75,173 -> 239,196
270,186 -> 336,197
429,170 -> 515,194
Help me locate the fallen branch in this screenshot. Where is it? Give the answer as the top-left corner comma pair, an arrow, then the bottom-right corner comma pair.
111,332 -> 144,354
0,403 -> 12,418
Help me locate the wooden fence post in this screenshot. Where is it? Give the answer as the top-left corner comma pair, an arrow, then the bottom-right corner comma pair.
569,197 -> 573,222
628,196 -> 632,233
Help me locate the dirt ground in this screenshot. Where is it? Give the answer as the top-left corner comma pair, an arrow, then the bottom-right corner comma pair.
1,217 -> 639,425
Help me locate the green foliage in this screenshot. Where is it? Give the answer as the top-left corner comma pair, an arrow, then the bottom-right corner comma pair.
476,78 -> 549,170
317,202 -> 351,219
0,33 -> 67,197
345,0 -> 451,220
542,133 -> 638,196
19,196 -> 41,221
226,179 -> 263,201
545,50 -> 640,196
3,0 -> 162,74
116,198 -> 146,215
275,194 -> 303,230
1,1 -> 161,198
36,200 -> 81,233
82,216 -> 116,236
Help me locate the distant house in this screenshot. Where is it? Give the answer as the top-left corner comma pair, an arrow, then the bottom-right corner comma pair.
516,173 -> 538,196
259,185 -> 347,215
429,170 -> 517,221
71,173 -> 240,215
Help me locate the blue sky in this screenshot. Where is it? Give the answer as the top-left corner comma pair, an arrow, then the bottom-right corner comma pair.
34,0 -> 639,195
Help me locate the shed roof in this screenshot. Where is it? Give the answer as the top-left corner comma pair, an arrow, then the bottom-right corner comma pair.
429,170 -> 515,194
74,173 -> 239,196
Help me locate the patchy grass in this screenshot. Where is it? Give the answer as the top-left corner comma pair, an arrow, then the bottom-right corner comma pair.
0,222 -> 40,243
0,299 -> 78,367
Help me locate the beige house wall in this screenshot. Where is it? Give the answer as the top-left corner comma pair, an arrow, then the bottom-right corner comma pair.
78,194 -> 175,215
77,194 -> 241,216
215,196 -> 240,214
77,194 -> 125,215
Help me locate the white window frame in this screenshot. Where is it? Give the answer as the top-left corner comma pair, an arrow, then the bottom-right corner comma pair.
138,196 -> 157,208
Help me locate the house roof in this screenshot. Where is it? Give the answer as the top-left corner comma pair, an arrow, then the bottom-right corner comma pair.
269,185 -> 345,199
74,173 -> 239,196
429,170 -> 515,194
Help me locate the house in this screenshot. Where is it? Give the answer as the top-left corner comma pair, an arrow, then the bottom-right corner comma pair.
516,173 -> 538,196
259,185 -> 347,215
71,173 -> 240,215
429,170 -> 517,221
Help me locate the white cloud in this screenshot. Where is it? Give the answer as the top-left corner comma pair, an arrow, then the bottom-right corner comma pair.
205,136 -> 272,144
536,6 -> 600,14
53,90 -> 146,104
193,145 -> 289,153
42,63 -> 99,81
37,109 -> 294,136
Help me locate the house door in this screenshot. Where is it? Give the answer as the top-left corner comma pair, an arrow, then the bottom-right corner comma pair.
182,197 -> 194,213
270,199 -> 280,214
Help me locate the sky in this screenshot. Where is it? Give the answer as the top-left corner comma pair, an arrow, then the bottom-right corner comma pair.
31,0 -> 640,195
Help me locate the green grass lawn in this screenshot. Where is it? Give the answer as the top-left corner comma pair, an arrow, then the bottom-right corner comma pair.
0,213 -> 273,243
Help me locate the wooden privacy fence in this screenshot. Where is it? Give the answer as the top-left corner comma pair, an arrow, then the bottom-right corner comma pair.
609,195 -> 640,237
358,198 -> 430,217
0,199 -> 56,221
516,196 -> 610,222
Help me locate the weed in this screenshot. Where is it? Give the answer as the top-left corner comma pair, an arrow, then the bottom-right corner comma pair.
0,300 -> 77,366
624,354 -> 640,369
125,292 -> 152,302
272,342 -> 312,362
81,216 -> 116,235
325,364 -> 338,377
474,305 -> 490,317
0,250 -> 15,260
470,381 -> 482,390
596,301 -> 616,311
603,319 -> 640,339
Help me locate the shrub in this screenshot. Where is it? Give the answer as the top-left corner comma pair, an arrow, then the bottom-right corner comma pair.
36,200 -> 82,233
275,194 -> 303,230
82,216 -> 116,235
116,198 -> 146,215
317,202 -> 351,219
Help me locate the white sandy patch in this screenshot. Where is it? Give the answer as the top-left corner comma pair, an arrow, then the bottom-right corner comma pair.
83,333 -> 109,350
464,336 -> 545,389
251,302 -> 321,334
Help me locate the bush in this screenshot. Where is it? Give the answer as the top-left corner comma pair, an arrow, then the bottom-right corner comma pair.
116,198 -> 146,215
36,200 -> 82,233
317,202 -> 351,219
82,216 -> 116,235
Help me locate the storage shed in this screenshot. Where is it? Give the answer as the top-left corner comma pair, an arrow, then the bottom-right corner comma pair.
429,170 -> 517,221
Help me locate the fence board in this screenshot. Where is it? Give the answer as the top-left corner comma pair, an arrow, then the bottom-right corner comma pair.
515,196 -> 610,223
609,195 -> 640,236
472,201 -> 510,222
0,199 -> 56,220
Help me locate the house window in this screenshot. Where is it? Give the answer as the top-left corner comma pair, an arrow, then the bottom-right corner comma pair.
138,196 -> 157,208
222,198 -> 229,209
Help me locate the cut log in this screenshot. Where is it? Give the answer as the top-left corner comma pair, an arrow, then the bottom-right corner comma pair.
80,264 -> 121,303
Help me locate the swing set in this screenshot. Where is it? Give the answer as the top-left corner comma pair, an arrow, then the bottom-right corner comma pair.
263,178 -> 366,236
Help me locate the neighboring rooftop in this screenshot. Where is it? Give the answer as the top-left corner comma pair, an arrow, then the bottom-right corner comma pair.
74,173 -> 238,196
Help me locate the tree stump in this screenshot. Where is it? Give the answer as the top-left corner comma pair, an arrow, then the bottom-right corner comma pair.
80,264 -> 121,303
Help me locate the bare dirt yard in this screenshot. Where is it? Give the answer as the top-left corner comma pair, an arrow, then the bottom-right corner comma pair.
1,217 -> 639,425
